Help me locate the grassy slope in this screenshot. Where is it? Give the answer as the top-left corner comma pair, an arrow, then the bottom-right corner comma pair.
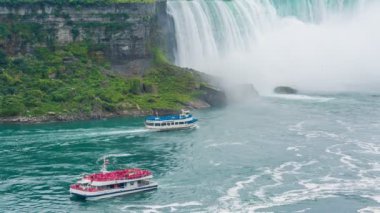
0,42 -> 201,117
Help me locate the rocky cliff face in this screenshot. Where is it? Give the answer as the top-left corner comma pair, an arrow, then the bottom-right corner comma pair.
0,1 -> 172,75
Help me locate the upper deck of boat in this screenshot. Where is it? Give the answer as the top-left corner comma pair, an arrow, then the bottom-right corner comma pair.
145,114 -> 193,122
83,168 -> 151,182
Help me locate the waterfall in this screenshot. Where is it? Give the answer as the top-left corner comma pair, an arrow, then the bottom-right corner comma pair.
167,0 -> 278,70
167,0 -> 380,93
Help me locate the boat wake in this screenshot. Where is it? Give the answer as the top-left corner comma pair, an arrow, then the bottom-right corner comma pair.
80,128 -> 149,138
97,154 -> 133,162
0,127 -> 150,145
120,201 -> 202,212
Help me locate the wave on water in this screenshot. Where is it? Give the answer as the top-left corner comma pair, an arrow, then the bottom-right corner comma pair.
213,158 -> 380,212
217,174 -> 262,210
358,206 -> 380,213
286,146 -> 305,152
97,153 -> 133,162
214,161 -> 318,212
120,201 -> 202,213
213,119 -> 380,212
288,121 -> 344,140
266,94 -> 335,102
205,142 -> 244,148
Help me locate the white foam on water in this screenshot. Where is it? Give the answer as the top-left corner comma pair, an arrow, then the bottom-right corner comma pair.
205,142 -> 244,148
326,142 -> 364,171
361,195 -> 380,203
209,160 -> 222,167
266,94 -> 335,102
245,175 -> 380,212
217,174 -> 262,211
288,121 -> 344,141
287,147 -> 299,151
212,155 -> 380,212
97,153 -> 133,162
356,141 -> 380,155
295,208 -> 311,213
358,206 -> 380,213
305,131 -> 342,140
120,201 -> 203,213
215,161 -> 318,212
286,146 -> 305,152
288,121 -> 305,132
336,120 -> 355,132
272,161 -> 317,182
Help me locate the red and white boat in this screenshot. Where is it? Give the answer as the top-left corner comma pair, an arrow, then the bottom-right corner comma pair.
69,158 -> 158,200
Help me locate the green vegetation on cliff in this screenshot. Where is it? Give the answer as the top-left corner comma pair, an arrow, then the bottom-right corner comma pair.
0,42 -> 202,117
0,0 -> 218,121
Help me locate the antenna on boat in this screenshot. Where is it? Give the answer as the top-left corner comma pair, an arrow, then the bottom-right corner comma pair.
101,157 -> 109,173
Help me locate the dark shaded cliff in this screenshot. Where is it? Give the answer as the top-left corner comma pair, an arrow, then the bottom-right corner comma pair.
0,1 -> 174,75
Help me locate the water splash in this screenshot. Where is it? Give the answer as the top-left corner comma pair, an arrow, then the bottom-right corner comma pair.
97,153 -> 134,162
168,0 -> 380,94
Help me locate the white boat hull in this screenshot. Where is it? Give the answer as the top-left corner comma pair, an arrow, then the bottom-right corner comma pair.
70,183 -> 158,200
145,123 -> 197,131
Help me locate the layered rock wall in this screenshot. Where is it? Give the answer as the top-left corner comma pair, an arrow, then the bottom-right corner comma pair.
0,1 -> 172,75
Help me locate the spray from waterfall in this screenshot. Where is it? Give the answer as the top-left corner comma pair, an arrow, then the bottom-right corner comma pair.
168,0 -> 380,94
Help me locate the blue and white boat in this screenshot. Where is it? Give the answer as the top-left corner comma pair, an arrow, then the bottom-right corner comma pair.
145,109 -> 198,131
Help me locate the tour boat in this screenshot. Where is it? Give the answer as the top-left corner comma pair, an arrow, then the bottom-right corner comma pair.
69,158 -> 158,200
145,109 -> 198,131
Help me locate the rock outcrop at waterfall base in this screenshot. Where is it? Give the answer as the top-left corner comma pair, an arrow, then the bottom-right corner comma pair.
274,86 -> 298,94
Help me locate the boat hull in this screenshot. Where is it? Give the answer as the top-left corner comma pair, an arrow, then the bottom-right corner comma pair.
70,183 -> 158,200
145,123 -> 197,131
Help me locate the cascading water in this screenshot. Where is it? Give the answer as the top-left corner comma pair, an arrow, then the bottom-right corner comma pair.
167,0 -> 277,70
167,0 -> 380,94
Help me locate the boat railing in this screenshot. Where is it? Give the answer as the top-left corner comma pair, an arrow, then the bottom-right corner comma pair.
145,114 -> 193,122
83,169 -> 151,182
71,183 -> 129,192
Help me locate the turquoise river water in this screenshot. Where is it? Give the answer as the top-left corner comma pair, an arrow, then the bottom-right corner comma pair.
0,93 -> 379,212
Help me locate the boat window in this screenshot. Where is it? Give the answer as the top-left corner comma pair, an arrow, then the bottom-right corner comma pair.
131,181 -> 134,185
154,123 -> 160,126
162,123 -> 166,126
175,122 -> 178,125
180,122 -> 184,124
